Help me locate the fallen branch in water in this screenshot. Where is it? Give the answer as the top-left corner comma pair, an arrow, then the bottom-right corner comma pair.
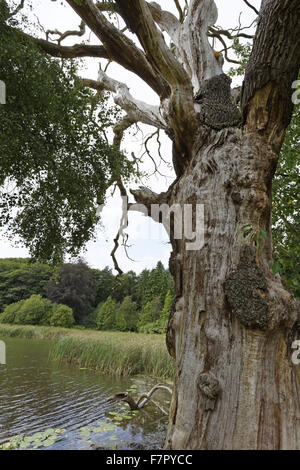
107,384 -> 172,416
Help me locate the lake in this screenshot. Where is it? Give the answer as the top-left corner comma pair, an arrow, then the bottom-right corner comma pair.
0,337 -> 169,450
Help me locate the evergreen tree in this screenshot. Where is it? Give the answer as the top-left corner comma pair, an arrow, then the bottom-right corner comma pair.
138,295 -> 162,331
116,296 -> 139,332
136,269 -> 151,308
112,271 -> 138,303
96,296 -> 117,331
160,290 -> 173,324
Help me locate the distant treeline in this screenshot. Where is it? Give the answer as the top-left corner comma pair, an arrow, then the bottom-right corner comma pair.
0,258 -> 174,334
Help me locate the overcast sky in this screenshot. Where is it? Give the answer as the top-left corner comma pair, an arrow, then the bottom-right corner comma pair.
0,0 -> 261,273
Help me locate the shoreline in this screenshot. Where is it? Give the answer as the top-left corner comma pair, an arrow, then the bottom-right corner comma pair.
0,324 -> 175,379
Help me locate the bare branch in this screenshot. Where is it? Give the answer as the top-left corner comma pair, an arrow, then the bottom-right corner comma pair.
66,0 -> 169,98
46,20 -> 85,45
243,0 -> 259,15
109,116 -> 137,275
5,25 -> 109,60
207,32 -> 241,64
107,383 -> 172,415
137,384 -> 172,409
96,1 -> 119,13
173,0 -> 184,23
115,0 -> 190,89
147,2 -> 181,46
179,0 -> 223,90
82,69 -> 167,129
34,38 -> 109,59
8,0 -> 25,18
115,0 -> 197,156
208,26 -> 254,41
110,187 -> 127,276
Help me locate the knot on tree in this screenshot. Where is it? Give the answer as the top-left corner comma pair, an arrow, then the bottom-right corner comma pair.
198,372 -> 220,411
195,74 -> 242,130
225,245 -> 269,329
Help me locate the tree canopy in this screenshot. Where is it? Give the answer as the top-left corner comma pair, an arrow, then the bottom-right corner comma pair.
0,0 -> 133,263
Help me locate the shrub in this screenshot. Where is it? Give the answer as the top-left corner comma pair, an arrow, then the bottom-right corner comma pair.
50,304 -> 74,328
139,319 -> 166,334
0,294 -> 74,328
14,294 -> 53,325
96,297 -> 117,330
0,299 -> 26,324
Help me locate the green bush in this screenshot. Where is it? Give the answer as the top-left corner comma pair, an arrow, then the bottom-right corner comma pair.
14,294 -> 53,325
50,304 -> 74,328
0,294 -> 74,328
96,297 -> 117,330
139,318 -> 166,334
0,299 -> 26,324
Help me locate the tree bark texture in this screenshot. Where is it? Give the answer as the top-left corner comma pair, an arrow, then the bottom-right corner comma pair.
164,128 -> 300,449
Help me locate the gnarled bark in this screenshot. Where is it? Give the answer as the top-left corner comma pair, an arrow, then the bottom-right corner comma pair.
164,128 -> 300,449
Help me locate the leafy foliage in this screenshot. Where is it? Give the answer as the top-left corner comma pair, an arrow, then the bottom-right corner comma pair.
0,298 -> 26,323
1,428 -> 67,450
96,296 -> 117,331
116,296 -> 139,332
272,105 -> 300,298
136,262 -> 174,309
138,290 -> 172,334
45,260 -> 96,324
49,304 -> 74,328
228,39 -> 252,77
0,2 -> 132,263
0,293 -> 75,326
0,258 -> 53,311
0,258 -> 174,331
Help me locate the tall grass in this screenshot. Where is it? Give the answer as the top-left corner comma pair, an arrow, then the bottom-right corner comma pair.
0,324 -> 175,378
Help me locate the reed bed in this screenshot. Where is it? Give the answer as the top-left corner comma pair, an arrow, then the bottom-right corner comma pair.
0,324 -> 175,378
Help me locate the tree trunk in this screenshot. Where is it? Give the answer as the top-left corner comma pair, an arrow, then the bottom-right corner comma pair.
164,127 -> 300,450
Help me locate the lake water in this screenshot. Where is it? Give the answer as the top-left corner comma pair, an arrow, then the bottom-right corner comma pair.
0,337 -> 169,450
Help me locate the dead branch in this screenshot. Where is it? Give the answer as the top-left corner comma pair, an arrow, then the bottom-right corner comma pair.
243,0 -> 259,16
34,39 -> 109,59
46,20 -> 85,45
107,383 -> 172,415
8,0 -> 25,18
173,0 -> 184,23
67,0 -> 169,99
116,0 -> 197,158
109,116 -> 137,275
82,69 -> 167,130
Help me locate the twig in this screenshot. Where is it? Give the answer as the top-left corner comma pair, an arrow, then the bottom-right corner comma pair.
8,0 -> 25,18
242,0 -> 259,16
46,20 -> 85,45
